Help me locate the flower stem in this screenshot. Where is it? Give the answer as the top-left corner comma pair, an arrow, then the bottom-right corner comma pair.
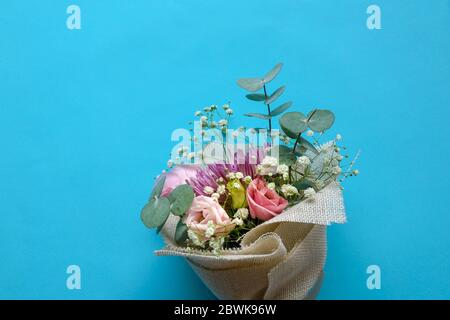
263,85 -> 272,133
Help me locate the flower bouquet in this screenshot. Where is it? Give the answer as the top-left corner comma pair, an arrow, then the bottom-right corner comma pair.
141,63 -> 358,300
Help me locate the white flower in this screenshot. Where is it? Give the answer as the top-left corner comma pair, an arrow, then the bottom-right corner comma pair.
211,193 -> 220,201
332,166 -> 342,175
218,119 -> 228,127
188,230 -> 205,247
232,217 -> 244,226
277,164 -> 289,175
281,184 -> 299,197
283,173 -> 289,180
227,172 -> 236,180
217,185 -> 226,194
232,131 -> 239,138
195,111 -> 202,116
257,156 -> 279,175
205,221 -> 215,238
226,108 -> 233,115
167,160 -> 174,168
353,169 -> 359,176
209,236 -> 225,255
306,130 -> 314,137
203,106 -> 211,112
235,172 -> 244,179
203,186 -> 215,195
297,156 -> 311,166
336,134 -> 342,141
187,152 -> 195,160
267,182 -> 276,190
303,187 -> 316,198
222,104 -> 230,110
243,176 -> 252,184
234,208 -> 249,220
210,121 -> 217,128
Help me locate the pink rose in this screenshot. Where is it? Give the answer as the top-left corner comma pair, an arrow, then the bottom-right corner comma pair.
185,196 -> 235,238
247,177 -> 288,221
159,165 -> 200,197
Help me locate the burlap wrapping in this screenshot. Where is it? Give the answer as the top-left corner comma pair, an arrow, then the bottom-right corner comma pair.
155,181 -> 346,300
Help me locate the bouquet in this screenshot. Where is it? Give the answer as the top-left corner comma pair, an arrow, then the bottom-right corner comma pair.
140,63 -> 359,300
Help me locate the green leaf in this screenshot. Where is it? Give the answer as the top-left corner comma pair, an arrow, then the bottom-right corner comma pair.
270,101 -> 292,117
279,112 -> 308,139
140,197 -> 170,229
265,86 -> 285,105
149,175 -> 166,200
270,145 -> 296,166
246,93 -> 266,101
293,180 -> 315,191
237,78 -> 264,92
263,63 -> 283,84
307,109 -> 335,132
244,113 -> 271,120
168,184 -> 195,216
294,136 -> 319,156
175,220 -> 188,245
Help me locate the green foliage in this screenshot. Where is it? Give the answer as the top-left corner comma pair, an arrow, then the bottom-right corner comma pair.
244,113 -> 271,120
265,86 -> 285,105
168,184 -> 195,216
149,176 -> 166,200
175,220 -> 189,245
271,145 -> 297,166
270,102 -> 292,117
279,112 -> 308,138
263,63 -> 283,84
293,136 -> 319,156
237,78 -> 264,92
141,197 -> 171,229
246,93 -> 266,101
307,109 -> 335,132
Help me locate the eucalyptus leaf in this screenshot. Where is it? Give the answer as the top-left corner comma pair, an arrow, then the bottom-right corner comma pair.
175,220 -> 188,245
244,113 -> 271,120
265,86 -> 285,105
168,184 -> 195,216
307,109 -> 335,132
263,63 -> 283,84
294,136 -> 319,156
270,101 -> 292,117
293,180 -> 316,191
149,175 -> 166,200
237,78 -> 264,92
140,197 -> 171,229
270,145 -> 296,166
246,93 -> 266,101
279,112 -> 308,139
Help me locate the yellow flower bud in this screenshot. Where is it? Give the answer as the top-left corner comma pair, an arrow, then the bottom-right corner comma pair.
226,179 -> 248,209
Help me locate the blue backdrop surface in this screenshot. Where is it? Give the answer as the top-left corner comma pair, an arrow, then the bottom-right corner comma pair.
0,0 -> 449,299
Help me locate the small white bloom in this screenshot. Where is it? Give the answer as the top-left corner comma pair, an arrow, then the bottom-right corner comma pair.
283,172 -> 289,180
188,230 -> 205,247
243,176 -> 252,184
227,172 -> 236,180
232,131 -> 239,138
232,217 -> 244,226
353,169 -> 359,176
303,187 -> 316,198
332,166 -> 342,175
235,172 -> 244,179
226,108 -> 233,115
281,184 -> 299,197
222,104 -> 230,110
218,119 -> 228,127
297,156 -> 311,166
217,184 -> 226,194
258,156 -> 279,176
167,160 -> 174,168
203,106 -> 211,112
205,221 -> 215,238
306,130 -> 314,137
211,193 -> 220,201
336,134 -> 342,141
187,152 -> 195,160
209,236 -> 225,255
210,121 -> 217,128
277,164 -> 289,175
195,111 -> 202,116
203,186 -> 215,195
267,182 -> 276,190
235,208 -> 249,220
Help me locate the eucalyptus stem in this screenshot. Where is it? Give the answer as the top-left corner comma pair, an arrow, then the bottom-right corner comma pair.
263,85 -> 272,132
293,133 -> 302,154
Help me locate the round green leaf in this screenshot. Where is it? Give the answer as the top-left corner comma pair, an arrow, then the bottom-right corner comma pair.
277,145 -> 297,166
246,93 -> 266,101
293,136 -> 319,156
265,86 -> 285,105
149,175 -> 166,200
279,112 -> 308,139
141,197 -> 170,229
263,63 -> 283,84
307,109 -> 335,132
237,78 -> 264,92
175,220 -> 189,245
270,101 -> 292,117
244,113 -> 271,120
168,184 -> 195,216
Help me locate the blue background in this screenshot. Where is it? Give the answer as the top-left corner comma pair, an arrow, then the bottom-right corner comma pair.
0,0 -> 449,299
